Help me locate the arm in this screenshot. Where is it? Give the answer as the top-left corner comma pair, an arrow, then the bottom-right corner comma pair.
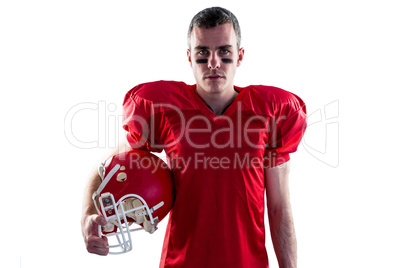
265,161 -> 297,268
81,139 -> 132,255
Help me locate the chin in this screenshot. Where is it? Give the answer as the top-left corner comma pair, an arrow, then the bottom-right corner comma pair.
205,81 -> 227,93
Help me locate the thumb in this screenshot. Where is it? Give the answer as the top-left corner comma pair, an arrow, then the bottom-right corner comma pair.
95,215 -> 108,226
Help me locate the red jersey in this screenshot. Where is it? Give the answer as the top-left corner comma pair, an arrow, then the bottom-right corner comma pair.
122,81 -> 307,268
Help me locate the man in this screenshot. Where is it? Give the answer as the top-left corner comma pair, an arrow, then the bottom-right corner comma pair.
82,7 -> 306,268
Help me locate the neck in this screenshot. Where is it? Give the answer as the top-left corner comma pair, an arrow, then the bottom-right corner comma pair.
196,85 -> 238,115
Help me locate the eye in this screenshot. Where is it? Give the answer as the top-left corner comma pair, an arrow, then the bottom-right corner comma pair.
220,49 -> 230,55
198,50 -> 208,56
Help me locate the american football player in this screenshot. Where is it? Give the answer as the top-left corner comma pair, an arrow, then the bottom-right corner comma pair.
82,6 -> 306,268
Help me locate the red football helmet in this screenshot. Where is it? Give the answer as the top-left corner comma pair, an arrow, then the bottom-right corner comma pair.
92,149 -> 174,254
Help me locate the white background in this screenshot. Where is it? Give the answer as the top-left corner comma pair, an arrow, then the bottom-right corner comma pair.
1,0 -> 401,267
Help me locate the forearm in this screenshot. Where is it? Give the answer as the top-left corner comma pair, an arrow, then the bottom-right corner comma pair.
265,162 -> 297,268
81,166 -> 110,255
268,204 -> 297,268
82,168 -> 102,219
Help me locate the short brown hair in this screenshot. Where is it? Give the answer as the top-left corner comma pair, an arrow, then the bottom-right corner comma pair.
187,7 -> 241,49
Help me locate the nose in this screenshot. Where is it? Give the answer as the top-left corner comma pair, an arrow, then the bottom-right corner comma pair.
208,53 -> 220,69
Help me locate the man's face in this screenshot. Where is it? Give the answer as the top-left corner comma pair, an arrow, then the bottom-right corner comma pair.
187,23 -> 244,95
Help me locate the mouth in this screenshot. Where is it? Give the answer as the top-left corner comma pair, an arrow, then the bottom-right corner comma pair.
205,74 -> 224,80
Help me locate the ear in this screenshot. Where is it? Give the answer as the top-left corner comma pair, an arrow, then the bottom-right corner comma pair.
187,49 -> 193,67
237,48 -> 245,67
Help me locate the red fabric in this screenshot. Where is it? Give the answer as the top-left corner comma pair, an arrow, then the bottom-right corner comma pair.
122,81 -> 307,268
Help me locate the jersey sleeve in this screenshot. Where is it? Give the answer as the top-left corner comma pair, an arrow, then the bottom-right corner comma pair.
265,93 -> 307,167
122,85 -> 163,153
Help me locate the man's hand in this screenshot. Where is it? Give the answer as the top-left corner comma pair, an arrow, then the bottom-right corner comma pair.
82,214 -> 109,256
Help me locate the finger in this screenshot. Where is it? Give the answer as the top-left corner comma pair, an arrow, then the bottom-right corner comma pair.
87,214 -> 107,226
88,235 -> 108,248
94,215 -> 108,226
86,235 -> 109,256
87,243 -> 109,256
86,215 -> 107,236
